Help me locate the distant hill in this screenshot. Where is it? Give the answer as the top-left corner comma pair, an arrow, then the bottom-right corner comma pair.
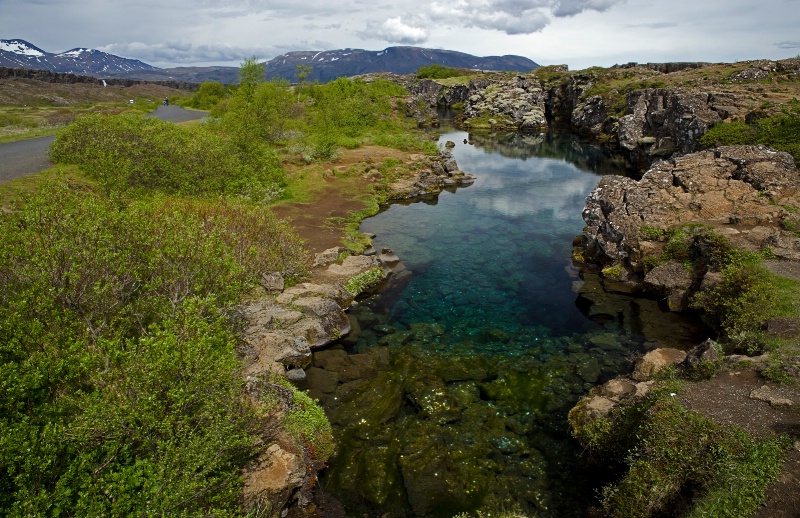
0,39 -> 157,75
261,46 -> 539,82
1,39 -> 538,84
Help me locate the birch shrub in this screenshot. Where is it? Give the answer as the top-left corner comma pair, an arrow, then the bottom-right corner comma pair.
0,181 -> 309,515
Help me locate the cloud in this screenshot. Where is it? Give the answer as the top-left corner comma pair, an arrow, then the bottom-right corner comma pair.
425,0 -> 551,34
775,40 -> 800,49
363,17 -> 429,44
367,0 -> 626,41
97,41 -> 277,65
552,0 -> 623,17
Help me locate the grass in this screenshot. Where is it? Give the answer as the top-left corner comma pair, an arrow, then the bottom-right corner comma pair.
574,383 -> 790,518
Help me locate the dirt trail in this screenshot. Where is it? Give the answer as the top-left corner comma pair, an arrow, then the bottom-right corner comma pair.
271,146 -> 412,254
680,369 -> 800,517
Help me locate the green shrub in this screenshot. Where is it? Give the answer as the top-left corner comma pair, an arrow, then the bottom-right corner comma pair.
639,225 -> 666,241
49,113 -> 285,200
691,249 -> 786,336
700,120 -> 756,147
416,64 -> 466,80
344,266 -> 385,296
700,98 -> 800,164
283,390 -> 335,461
0,182 -> 276,515
184,80 -> 228,110
578,390 -> 788,518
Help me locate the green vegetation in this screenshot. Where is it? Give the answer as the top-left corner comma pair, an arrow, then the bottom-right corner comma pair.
601,264 -> 625,280
50,114 -> 285,200
344,266 -> 385,297
575,385 -> 789,518
656,224 -> 800,350
701,98 -> 800,164
416,64 -> 467,80
0,55 -> 445,515
182,80 -> 228,110
0,180 -> 312,515
639,225 -> 667,241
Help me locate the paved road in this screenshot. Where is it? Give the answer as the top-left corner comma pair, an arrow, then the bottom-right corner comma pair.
144,105 -> 208,123
0,135 -> 56,183
0,106 -> 207,183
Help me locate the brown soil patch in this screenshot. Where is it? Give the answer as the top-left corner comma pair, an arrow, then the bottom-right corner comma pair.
680,369 -> 800,517
271,181 -> 368,254
271,146 -> 414,254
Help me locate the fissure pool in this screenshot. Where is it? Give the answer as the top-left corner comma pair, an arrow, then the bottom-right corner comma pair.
307,130 -> 708,517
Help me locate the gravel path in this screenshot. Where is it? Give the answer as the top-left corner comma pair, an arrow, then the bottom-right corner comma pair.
0,106 -> 207,184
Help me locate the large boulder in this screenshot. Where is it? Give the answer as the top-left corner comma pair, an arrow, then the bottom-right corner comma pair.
582,145 -> 800,270
242,443 -> 307,515
461,75 -> 547,131
632,348 -> 687,381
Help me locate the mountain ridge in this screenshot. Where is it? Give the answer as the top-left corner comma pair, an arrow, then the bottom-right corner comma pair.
0,38 -> 157,75
1,39 -> 539,84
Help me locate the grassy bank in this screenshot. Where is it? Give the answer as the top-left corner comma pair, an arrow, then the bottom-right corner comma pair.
0,60 -> 440,516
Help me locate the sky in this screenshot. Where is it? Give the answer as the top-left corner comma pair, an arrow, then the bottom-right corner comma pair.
1,0 -> 799,70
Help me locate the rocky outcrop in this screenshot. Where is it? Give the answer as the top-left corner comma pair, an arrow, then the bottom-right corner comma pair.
580,144 -> 800,312
582,145 -> 800,267
387,152 -> 476,198
617,88 -> 750,166
460,75 -> 547,132
569,345 -> 690,433
238,251 -> 398,515
405,77 -> 493,127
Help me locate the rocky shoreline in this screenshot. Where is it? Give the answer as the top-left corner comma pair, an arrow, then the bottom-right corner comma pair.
239,152 -> 475,514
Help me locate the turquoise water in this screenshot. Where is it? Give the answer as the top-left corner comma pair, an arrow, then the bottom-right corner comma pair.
361,131 -> 613,347
311,131 -> 706,517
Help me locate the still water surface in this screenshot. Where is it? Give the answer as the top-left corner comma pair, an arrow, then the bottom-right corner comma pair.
313,130 -> 704,517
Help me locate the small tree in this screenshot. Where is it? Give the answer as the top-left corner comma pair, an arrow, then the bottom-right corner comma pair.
238,56 -> 266,102
295,64 -> 313,101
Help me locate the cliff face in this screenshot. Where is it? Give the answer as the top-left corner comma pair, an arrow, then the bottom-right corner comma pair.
579,145 -> 800,310
582,145 -> 800,267
412,58 -> 800,167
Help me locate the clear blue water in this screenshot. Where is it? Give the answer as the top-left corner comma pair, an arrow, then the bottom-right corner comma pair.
360,130 -> 610,349
313,130 -> 706,517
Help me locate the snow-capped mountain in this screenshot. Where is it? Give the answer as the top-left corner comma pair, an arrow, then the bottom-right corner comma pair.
0,39 -> 157,75
263,46 -> 539,83
1,39 -> 539,84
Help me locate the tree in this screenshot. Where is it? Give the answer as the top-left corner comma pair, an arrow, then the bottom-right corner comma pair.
238,56 -> 266,102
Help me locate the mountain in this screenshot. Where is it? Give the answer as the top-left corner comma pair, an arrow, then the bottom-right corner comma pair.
0,39 -> 157,75
1,39 -> 538,84
263,46 -> 539,82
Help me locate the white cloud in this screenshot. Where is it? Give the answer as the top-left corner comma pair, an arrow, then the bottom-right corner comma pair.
552,0 -> 623,17
422,0 -> 623,35
364,17 -> 429,44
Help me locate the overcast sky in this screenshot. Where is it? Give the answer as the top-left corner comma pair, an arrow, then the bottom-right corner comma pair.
2,0 -> 799,70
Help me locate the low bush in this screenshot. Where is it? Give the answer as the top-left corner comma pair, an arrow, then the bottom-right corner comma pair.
416,64 -> 466,80
183,80 -> 228,110
701,98 -> 800,164
0,181 -> 293,515
576,387 -> 789,518
49,113 -> 285,200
